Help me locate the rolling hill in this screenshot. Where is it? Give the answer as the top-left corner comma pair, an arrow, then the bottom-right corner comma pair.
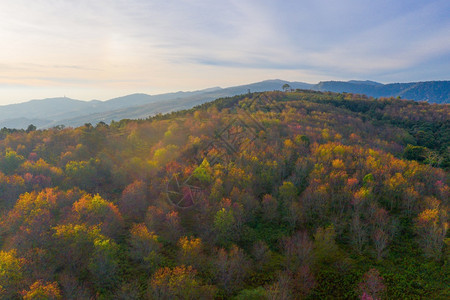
0,80 -> 311,129
0,79 -> 448,129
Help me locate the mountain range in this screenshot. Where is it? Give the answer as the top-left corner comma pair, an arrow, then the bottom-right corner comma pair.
1,79 -> 448,129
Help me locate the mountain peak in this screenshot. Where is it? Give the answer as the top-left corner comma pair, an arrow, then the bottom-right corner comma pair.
347,80 -> 382,86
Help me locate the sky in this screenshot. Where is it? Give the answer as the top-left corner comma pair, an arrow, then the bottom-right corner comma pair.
0,0 -> 449,105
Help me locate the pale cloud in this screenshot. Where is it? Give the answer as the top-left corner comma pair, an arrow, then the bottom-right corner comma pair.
0,0 -> 448,104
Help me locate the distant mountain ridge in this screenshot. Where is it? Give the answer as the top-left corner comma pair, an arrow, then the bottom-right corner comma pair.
315,80 -> 449,103
0,79 -> 448,129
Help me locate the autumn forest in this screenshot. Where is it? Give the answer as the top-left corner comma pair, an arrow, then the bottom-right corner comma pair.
0,90 -> 448,299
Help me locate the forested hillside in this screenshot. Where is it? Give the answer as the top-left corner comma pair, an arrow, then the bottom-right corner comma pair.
0,90 -> 448,299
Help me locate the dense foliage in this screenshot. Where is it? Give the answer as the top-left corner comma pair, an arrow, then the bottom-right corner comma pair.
0,90 -> 448,299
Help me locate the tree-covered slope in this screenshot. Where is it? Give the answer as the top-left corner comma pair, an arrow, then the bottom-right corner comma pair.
0,90 -> 448,299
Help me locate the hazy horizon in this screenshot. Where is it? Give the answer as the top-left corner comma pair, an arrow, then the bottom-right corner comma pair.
1,78 -> 313,105
3,78 -> 450,107
1,0 -> 449,105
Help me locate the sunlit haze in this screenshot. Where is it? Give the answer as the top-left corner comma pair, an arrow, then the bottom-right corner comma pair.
0,0 -> 449,105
